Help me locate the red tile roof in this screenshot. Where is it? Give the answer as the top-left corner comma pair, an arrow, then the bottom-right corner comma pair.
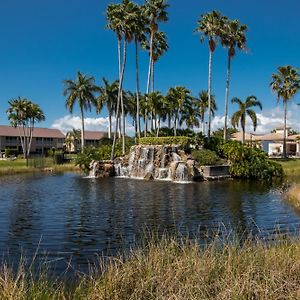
0,125 -> 65,138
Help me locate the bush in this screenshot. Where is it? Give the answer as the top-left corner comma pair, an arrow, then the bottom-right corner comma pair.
5,148 -> 19,157
219,141 -> 283,180
191,149 -> 219,165
75,138 -> 134,173
139,136 -> 191,149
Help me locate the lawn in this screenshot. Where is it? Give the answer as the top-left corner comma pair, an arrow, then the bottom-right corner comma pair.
276,158 -> 300,179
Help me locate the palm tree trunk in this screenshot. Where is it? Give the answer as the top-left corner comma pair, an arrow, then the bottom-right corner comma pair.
283,99 -> 287,158
135,39 -> 141,139
121,86 -> 125,155
242,127 -> 245,144
80,107 -> 85,152
108,114 -> 112,139
111,40 -> 127,160
207,48 -> 213,139
156,118 -> 160,137
151,60 -> 155,93
223,52 -> 231,141
145,30 -> 154,137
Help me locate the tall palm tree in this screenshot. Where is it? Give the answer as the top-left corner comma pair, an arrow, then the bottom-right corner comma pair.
7,98 -> 45,162
131,3 -> 147,138
107,0 -> 136,157
166,86 -> 192,136
180,99 -> 200,129
97,78 -> 119,139
222,19 -> 247,140
144,0 -> 169,136
231,95 -> 262,144
63,71 -> 98,152
194,90 -> 217,134
270,65 -> 300,157
195,11 -> 225,139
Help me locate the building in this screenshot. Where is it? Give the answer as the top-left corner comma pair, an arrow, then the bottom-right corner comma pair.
65,130 -> 108,153
231,126 -> 300,157
0,125 -> 65,155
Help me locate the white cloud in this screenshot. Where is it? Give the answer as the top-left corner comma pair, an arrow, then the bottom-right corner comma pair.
51,114 -> 136,135
211,103 -> 300,134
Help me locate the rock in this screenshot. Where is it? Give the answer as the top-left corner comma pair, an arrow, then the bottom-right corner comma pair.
144,172 -> 154,181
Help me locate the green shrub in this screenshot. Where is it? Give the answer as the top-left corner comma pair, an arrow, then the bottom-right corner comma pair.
5,148 -> 19,157
219,141 -> 283,180
75,138 -> 134,173
139,136 -> 191,149
191,149 -> 219,165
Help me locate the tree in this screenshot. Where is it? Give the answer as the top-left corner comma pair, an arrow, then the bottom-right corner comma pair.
231,95 -> 262,144
222,19 -> 247,140
144,0 -> 169,136
195,11 -> 225,139
97,78 -> 119,139
194,90 -> 217,134
107,0 -> 136,157
7,97 -> 45,163
63,71 -> 98,152
166,86 -> 192,136
131,3 -> 147,138
270,65 -> 300,157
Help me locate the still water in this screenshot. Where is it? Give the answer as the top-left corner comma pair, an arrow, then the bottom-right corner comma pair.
0,172 -> 299,273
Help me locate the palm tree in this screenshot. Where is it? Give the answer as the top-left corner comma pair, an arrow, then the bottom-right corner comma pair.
195,11 -> 225,139
97,78 -> 118,139
180,99 -> 200,129
166,86 -> 192,136
222,19 -> 247,140
270,65 -> 300,157
63,71 -> 98,152
107,0 -> 136,157
144,0 -> 169,136
194,90 -> 217,134
231,95 -> 262,144
7,98 -> 45,163
131,3 -> 147,138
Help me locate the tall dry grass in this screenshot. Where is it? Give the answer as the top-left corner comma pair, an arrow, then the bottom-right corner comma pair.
2,235 -> 300,299
287,184 -> 300,211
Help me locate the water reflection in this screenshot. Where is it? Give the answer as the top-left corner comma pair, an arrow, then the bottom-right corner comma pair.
0,173 -> 299,273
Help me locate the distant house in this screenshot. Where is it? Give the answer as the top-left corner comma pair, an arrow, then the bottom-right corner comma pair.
0,125 -> 65,155
231,126 -> 300,157
65,130 -> 108,153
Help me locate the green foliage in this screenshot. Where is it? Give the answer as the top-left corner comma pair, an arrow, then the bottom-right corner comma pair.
219,141 -> 283,180
75,138 -> 134,172
191,149 -> 219,165
139,136 -> 191,149
4,148 -> 19,157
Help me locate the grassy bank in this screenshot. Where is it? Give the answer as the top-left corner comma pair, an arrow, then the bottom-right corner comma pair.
2,236 -> 300,299
277,158 -> 300,178
0,159 -> 80,176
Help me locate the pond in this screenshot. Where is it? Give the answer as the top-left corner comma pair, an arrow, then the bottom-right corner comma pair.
0,172 -> 299,274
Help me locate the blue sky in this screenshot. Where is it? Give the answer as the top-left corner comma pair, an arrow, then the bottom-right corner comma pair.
0,0 -> 300,133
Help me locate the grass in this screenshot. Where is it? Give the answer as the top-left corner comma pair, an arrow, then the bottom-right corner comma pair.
277,158 -> 300,178
0,158 -> 80,176
2,235 -> 300,299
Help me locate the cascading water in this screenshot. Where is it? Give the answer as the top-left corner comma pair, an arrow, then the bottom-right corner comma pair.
114,145 -> 199,182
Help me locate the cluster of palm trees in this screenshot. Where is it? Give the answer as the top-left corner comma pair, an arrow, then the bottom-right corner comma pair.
62,1 -> 300,160
6,97 -> 45,162
195,10 -> 247,140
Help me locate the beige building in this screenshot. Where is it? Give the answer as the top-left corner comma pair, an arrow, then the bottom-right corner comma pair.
0,125 -> 65,155
65,130 -> 108,153
231,126 -> 300,157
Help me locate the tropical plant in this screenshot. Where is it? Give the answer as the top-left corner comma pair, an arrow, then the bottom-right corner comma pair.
231,95 -> 262,144
194,90 -> 217,134
131,3 -> 147,138
270,65 -> 300,157
7,97 -> 45,162
143,0 -> 169,135
222,19 -> 247,140
65,128 -> 81,153
195,11 -> 225,139
63,71 -> 98,152
97,78 -> 119,139
166,86 -> 192,136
